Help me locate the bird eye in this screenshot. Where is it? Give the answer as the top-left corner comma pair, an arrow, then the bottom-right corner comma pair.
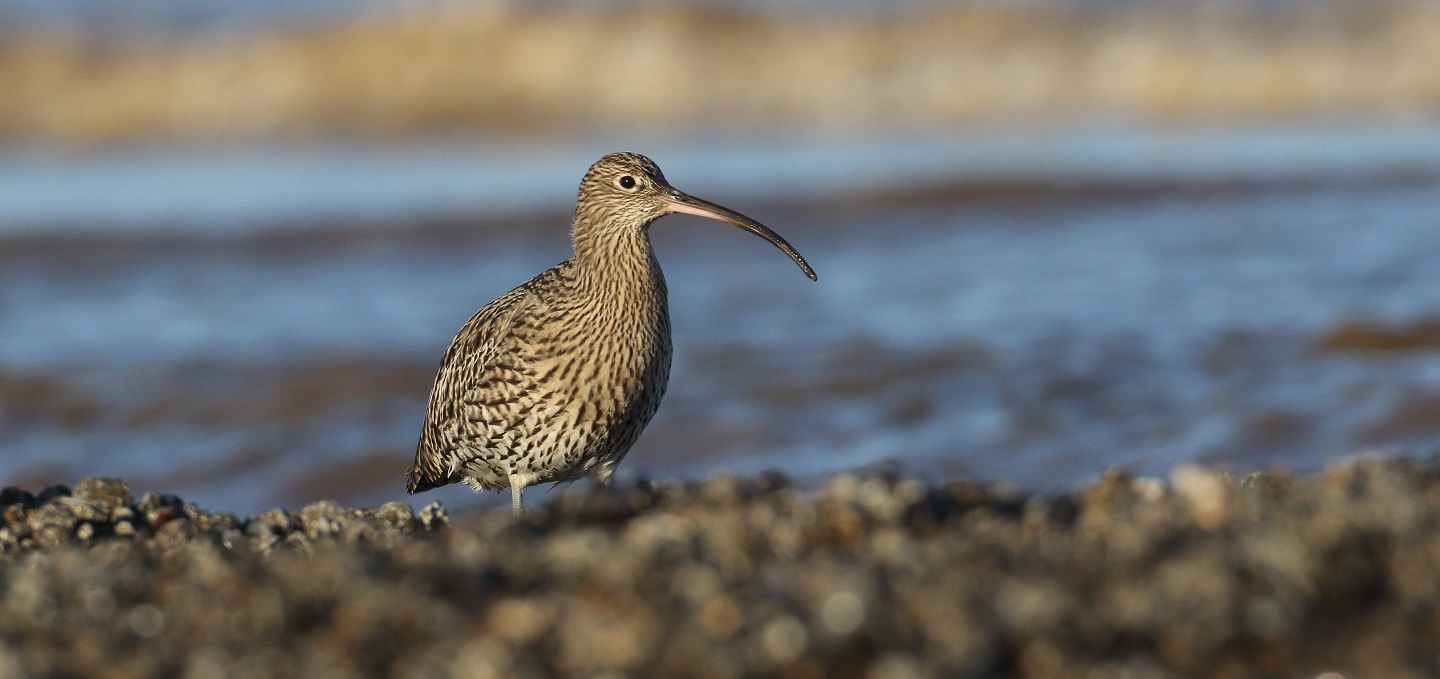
618,175 -> 636,190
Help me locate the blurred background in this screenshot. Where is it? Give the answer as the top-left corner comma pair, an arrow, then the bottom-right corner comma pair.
3,0 -> 1440,514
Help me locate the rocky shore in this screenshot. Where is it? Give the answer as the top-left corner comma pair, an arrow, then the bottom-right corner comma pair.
0,458 -> 1437,678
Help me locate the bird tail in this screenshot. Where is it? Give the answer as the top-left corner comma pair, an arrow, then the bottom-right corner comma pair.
404,468 -> 428,494
406,466 -> 455,491
406,440 -> 458,494
405,464 -> 456,494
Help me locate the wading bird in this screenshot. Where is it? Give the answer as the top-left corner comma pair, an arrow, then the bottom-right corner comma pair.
406,152 -> 816,514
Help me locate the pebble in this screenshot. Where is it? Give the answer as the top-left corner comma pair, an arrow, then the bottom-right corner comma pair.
0,461 -> 1436,677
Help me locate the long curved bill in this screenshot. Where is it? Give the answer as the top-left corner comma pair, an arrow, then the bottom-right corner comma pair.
661,189 -> 818,281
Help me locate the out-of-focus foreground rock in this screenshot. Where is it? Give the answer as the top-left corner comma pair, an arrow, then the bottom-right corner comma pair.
0,460 -> 1438,678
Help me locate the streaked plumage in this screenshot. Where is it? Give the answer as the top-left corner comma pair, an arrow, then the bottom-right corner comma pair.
406,152 -> 816,514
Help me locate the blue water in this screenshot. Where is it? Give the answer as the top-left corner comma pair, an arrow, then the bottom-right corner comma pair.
7,125 -> 1440,235
0,0 -> 408,33
3,125 -> 1440,514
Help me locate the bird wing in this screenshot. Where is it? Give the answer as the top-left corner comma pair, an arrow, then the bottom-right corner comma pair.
406,280 -> 544,493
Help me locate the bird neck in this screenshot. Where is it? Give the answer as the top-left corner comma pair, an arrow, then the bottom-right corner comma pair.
571,221 -> 666,302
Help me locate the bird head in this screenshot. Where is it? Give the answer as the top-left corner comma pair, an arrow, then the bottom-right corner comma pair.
573,152 -> 817,281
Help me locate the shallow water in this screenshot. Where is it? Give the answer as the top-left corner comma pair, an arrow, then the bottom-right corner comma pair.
3,126 -> 1440,514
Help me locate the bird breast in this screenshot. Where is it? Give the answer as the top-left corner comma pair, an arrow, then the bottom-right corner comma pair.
555,284 -> 670,413
501,255 -> 670,447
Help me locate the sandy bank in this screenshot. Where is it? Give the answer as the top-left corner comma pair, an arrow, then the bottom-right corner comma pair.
4,3 -> 1440,143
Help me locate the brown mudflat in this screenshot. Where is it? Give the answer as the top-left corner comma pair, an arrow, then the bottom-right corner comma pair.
1,458 -> 1438,677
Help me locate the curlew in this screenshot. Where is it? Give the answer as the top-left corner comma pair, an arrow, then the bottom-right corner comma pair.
406,152 -> 816,514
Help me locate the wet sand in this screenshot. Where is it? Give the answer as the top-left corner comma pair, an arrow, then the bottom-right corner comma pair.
1,458 -> 1438,678
8,311 -> 1440,516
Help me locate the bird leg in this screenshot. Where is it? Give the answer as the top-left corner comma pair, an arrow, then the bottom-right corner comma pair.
509,475 -> 525,516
